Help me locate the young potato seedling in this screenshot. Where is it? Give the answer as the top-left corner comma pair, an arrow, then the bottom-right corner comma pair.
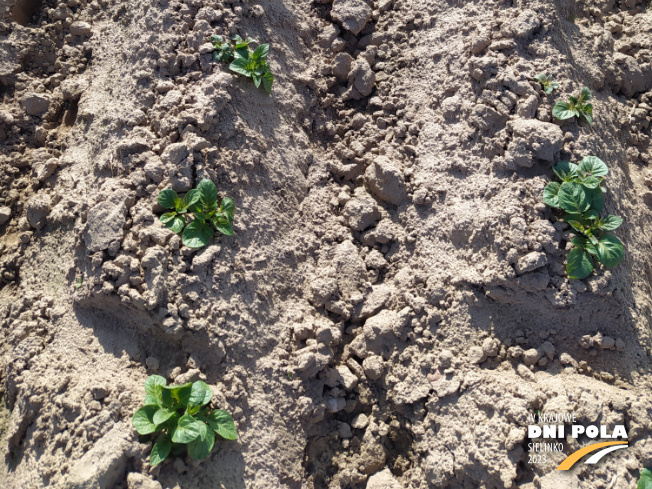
132,376 -> 238,466
543,156 -> 624,280
211,34 -> 274,94
553,87 -> 594,124
534,73 -> 559,95
639,468 -> 652,489
158,179 -> 235,249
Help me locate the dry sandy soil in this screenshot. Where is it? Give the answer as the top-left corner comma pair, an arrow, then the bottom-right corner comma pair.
1,0 -> 652,487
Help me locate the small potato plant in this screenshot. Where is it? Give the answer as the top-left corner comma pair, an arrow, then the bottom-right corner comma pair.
158,179 -> 234,249
534,73 -> 559,95
543,156 -> 624,279
132,375 -> 238,466
639,468 -> 652,489
553,87 -> 594,124
211,34 -> 274,94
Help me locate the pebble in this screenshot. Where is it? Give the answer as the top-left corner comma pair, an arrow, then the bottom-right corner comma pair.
352,413 -> 370,430
145,357 -> 160,371
468,346 -> 485,365
482,337 -> 500,357
362,355 -> 384,380
522,348 -> 540,366
70,21 -> 92,36
173,458 -> 186,474
0,206 -> 11,225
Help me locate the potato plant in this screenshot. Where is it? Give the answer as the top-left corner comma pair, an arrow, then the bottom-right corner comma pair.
543,156 -> 624,279
158,179 -> 234,249
553,87 -> 593,124
534,73 -> 559,95
132,376 -> 238,466
639,468 -> 652,489
211,34 -> 274,94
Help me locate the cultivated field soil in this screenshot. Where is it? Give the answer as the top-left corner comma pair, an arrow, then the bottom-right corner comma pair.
1,0 -> 652,487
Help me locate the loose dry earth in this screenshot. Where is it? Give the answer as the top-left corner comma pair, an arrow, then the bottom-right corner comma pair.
1,0 -> 652,487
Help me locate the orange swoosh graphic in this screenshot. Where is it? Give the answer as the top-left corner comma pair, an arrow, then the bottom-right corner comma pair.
556,441 -> 628,470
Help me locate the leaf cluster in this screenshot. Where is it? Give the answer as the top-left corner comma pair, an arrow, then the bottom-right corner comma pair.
639,468 -> 652,489
543,156 -> 624,279
553,87 -> 593,124
534,73 -> 559,95
158,179 -> 235,249
132,375 -> 238,466
211,34 -> 274,94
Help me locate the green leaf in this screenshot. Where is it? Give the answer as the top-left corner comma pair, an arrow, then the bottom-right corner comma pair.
161,382 -> 193,407
164,411 -> 181,430
571,236 -> 588,248
188,422 -> 216,460
564,213 -> 593,236
171,414 -> 202,444
599,215 -> 623,231
145,375 -> 167,397
172,198 -> 186,213
580,86 -> 592,101
566,248 -> 594,280
566,220 -> 585,234
207,409 -> 238,440
133,406 -> 159,435
564,213 -> 589,225
182,220 -> 215,248
189,381 -> 213,407
158,189 -> 178,209
221,198 -> 235,221
581,105 -> 593,124
543,182 -> 561,207
587,187 -> 605,213
234,37 -> 253,49
580,175 -> 601,189
230,57 -> 251,76
153,408 -> 176,426
184,189 -> 201,208
150,435 -> 172,467
552,161 -> 578,181
169,216 -> 186,234
638,468 -> 652,489
213,218 -> 234,236
594,235 -> 624,267
558,182 -> 590,214
197,179 -> 218,206
253,74 -> 261,88
160,212 -> 176,224
535,74 -> 557,95
252,43 -> 269,60
578,156 -> 608,178
214,44 -> 234,63
143,394 -> 161,406
161,213 -> 185,233
234,47 -> 249,60
262,70 -> 274,94
584,209 -> 600,220
553,102 -> 576,120
585,242 -> 598,255
205,200 -> 218,214
188,201 -> 202,214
